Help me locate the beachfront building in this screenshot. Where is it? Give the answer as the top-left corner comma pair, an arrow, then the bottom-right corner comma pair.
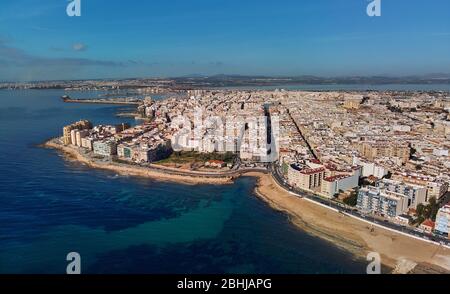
93,139 -> 117,157
81,137 -> 95,151
394,214 -> 413,226
117,133 -> 173,163
357,187 -> 409,218
376,179 -> 427,209
287,163 -> 326,191
321,173 -> 359,198
140,142 -> 172,163
63,120 -> 92,145
435,205 -> 450,238
419,219 -> 435,234
64,123 -> 129,151
73,129 -> 90,147
394,175 -> 449,202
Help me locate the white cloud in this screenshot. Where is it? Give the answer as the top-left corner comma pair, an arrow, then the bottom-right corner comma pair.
72,43 -> 87,52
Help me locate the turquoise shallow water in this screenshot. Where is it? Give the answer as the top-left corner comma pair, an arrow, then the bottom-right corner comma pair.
0,89 -> 370,274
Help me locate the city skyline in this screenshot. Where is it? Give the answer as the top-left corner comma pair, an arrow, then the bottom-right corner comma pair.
1,0 -> 450,283
1,0 -> 450,81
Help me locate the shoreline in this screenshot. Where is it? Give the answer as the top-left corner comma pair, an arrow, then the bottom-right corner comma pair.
42,139 -> 234,185
247,172 -> 450,274
43,139 -> 450,273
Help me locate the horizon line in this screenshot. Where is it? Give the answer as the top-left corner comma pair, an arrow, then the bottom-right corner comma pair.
3,73 -> 450,84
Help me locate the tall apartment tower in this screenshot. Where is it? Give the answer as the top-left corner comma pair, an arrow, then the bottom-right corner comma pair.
63,120 -> 93,145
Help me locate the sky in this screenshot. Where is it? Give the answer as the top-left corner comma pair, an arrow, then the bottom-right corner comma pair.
0,0 -> 450,81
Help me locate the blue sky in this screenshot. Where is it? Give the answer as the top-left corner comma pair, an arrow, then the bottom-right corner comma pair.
0,0 -> 450,81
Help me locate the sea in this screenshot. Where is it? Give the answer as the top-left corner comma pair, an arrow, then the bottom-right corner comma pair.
2,85 -> 438,274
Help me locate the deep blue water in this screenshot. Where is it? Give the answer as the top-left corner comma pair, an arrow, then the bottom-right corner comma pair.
0,90 -> 369,274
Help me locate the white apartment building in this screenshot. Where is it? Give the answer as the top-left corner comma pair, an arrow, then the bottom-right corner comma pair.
435,205 -> 450,238
376,179 -> 427,209
321,173 -> 359,198
288,164 -> 326,191
357,187 -> 409,218
352,157 -> 388,178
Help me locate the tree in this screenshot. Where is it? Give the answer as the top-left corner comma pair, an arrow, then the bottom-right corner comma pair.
414,197 -> 439,224
343,194 -> 358,207
413,216 -> 425,226
281,162 -> 289,174
423,205 -> 432,220
383,171 -> 392,179
416,203 -> 425,217
343,190 -> 359,207
429,197 -> 439,221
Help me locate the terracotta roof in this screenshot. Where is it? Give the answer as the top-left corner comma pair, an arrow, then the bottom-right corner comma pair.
300,167 -> 325,175
324,174 -> 351,182
421,219 -> 435,228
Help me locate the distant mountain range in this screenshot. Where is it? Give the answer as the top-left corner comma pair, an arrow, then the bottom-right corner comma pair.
2,74 -> 450,88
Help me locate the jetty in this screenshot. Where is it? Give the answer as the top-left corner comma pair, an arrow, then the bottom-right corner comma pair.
61,95 -> 141,105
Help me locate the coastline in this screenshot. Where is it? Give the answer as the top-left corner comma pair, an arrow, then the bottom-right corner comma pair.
248,172 -> 450,274
42,138 -> 234,185
43,138 -> 450,274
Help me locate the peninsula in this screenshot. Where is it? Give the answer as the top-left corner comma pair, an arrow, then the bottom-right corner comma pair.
45,88 -> 450,273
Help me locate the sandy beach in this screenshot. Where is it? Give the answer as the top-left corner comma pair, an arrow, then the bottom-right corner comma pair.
43,139 -> 450,273
247,172 -> 450,274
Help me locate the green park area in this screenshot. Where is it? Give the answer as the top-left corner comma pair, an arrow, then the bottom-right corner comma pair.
155,151 -> 236,165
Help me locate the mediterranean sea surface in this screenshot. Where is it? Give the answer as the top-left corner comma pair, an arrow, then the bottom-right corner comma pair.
0,89 -> 374,274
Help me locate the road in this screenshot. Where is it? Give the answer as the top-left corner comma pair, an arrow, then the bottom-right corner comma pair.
142,158 -> 450,247
112,159 -> 269,179
83,142 -> 450,247
268,163 -> 450,248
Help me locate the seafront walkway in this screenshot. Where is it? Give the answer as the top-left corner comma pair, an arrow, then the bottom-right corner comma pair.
46,137 -> 450,249
269,163 -> 450,249
47,138 -> 269,180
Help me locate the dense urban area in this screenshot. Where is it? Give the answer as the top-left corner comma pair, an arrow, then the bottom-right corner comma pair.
47,83 -> 450,245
